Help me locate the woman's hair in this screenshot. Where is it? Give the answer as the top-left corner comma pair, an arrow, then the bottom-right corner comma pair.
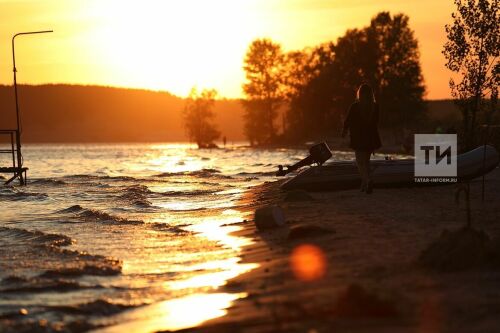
356,84 -> 375,118
357,84 -> 376,104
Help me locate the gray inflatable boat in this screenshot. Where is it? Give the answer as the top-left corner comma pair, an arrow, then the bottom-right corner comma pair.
281,145 -> 500,191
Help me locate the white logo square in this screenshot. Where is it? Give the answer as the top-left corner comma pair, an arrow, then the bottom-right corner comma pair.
414,134 -> 457,177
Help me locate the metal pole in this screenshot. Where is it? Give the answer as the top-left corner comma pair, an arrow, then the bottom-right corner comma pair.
12,30 -> 53,185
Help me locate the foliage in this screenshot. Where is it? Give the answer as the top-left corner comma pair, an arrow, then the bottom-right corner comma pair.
285,43 -> 337,140
284,12 -> 426,143
183,88 -> 220,148
242,39 -> 285,145
368,12 -> 426,132
443,0 -> 499,150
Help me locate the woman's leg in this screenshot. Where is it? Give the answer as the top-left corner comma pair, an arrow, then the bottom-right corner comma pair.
365,151 -> 372,181
355,150 -> 369,190
365,151 -> 373,193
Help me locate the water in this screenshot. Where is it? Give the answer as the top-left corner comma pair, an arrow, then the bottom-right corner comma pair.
1,143 -> 329,332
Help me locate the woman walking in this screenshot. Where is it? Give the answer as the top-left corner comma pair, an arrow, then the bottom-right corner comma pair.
341,84 -> 382,194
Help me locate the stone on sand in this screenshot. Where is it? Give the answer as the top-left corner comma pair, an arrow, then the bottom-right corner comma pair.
254,205 -> 286,230
419,226 -> 500,271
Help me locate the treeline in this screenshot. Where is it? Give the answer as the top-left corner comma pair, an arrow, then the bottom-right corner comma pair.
241,12 -> 427,145
0,84 -> 245,143
0,84 -> 462,145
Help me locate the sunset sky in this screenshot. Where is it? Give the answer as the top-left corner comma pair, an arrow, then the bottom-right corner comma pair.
0,0 -> 455,99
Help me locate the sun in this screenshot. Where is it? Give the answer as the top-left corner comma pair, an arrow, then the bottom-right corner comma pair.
88,0 -> 258,97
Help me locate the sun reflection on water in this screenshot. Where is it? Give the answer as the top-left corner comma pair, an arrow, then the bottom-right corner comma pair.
93,292 -> 246,333
9,143 -> 308,332
168,257 -> 257,291
97,206 -> 257,332
169,209 -> 258,290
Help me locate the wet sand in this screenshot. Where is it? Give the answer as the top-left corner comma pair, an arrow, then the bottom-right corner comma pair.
183,167 -> 500,333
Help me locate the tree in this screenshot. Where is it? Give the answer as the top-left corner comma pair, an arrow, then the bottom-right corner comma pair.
285,43 -> 338,141
329,29 -> 374,133
242,39 -> 285,145
284,12 -> 426,143
282,49 -> 319,100
367,12 -> 426,136
281,47 -> 326,140
183,88 -> 220,148
443,0 -> 499,150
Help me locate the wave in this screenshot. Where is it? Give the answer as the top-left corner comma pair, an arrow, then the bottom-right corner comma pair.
121,184 -> 152,195
77,209 -> 143,225
0,315 -> 97,332
0,189 -> 49,201
0,226 -> 73,247
164,180 -> 235,188
63,174 -> 137,182
57,206 -> 193,235
148,222 -> 192,235
155,168 -> 233,179
0,300 -> 137,332
0,275 -> 99,293
49,299 -> 139,315
58,204 -> 85,213
235,170 -> 276,177
0,226 -> 122,280
163,206 -> 208,212
57,205 -> 144,225
155,189 -> 219,197
31,178 -> 67,186
117,185 -> 154,207
40,263 -> 121,278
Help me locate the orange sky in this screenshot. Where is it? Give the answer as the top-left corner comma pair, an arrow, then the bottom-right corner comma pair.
0,0 -> 455,99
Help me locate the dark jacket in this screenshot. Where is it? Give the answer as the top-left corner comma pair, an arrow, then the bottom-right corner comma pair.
343,102 -> 382,151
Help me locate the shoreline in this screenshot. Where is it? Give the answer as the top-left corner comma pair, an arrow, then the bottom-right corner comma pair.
182,167 -> 500,333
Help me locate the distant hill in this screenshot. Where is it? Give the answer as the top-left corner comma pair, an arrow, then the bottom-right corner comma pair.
0,84 -> 463,143
0,84 -> 246,143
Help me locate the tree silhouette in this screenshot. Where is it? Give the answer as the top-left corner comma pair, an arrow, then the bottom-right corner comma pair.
286,43 -> 337,140
284,12 -> 425,143
242,39 -> 285,145
443,0 -> 499,150
183,88 -> 220,148
367,12 -> 426,135
241,12 -> 426,144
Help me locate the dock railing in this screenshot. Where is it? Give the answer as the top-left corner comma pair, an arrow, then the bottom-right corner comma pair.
0,129 -> 27,185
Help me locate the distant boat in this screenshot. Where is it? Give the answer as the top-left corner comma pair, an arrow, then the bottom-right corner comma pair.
281,145 -> 500,191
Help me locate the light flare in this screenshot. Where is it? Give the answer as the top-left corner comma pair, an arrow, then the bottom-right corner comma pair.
290,243 -> 327,281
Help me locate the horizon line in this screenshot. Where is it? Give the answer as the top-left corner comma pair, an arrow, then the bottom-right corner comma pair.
0,82 -> 457,102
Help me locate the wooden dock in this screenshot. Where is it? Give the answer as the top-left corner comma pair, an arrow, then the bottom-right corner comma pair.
0,167 -> 28,185
0,129 -> 27,185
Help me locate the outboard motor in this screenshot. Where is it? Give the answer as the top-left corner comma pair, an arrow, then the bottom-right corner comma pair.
276,142 -> 332,176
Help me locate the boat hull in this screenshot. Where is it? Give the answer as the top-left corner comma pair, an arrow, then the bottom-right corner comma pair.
281,146 -> 500,191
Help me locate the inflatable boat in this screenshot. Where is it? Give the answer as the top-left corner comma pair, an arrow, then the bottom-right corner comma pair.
281,145 -> 500,191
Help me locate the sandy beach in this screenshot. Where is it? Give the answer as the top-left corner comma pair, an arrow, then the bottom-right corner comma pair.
1,1 -> 498,332
183,167 -> 500,333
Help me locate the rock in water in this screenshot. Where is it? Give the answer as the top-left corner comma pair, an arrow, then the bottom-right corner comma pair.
254,205 -> 286,230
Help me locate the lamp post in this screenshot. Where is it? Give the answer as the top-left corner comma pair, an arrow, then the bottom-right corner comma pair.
12,30 -> 52,184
